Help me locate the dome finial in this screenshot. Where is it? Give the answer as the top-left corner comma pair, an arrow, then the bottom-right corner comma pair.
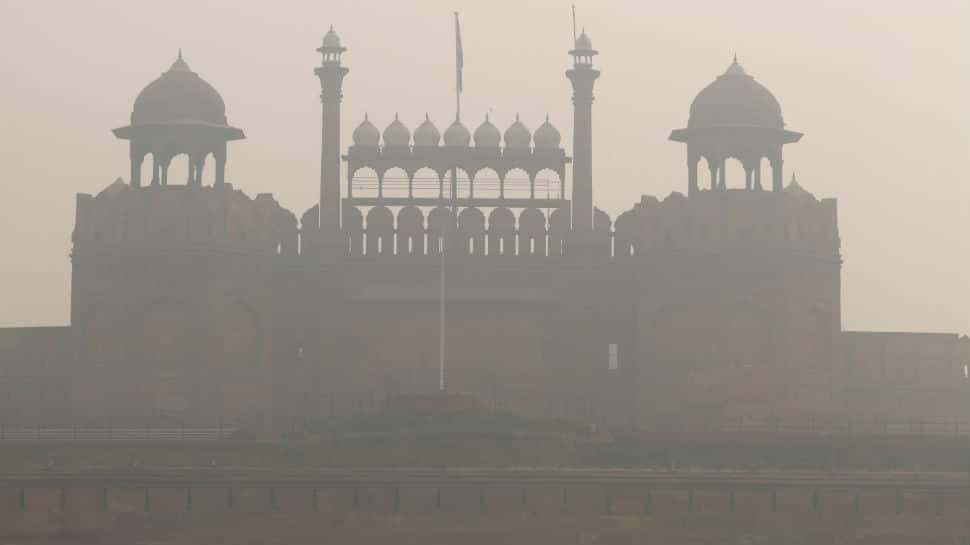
790,171 -> 798,185
724,55 -> 747,76
168,49 -> 191,73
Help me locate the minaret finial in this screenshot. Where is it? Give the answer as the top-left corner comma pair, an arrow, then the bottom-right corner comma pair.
178,48 -> 183,61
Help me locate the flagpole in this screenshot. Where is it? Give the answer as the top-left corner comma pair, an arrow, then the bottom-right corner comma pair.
440,11 -> 463,393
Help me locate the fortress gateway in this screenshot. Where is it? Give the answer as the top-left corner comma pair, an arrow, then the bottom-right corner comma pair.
0,28 -> 967,434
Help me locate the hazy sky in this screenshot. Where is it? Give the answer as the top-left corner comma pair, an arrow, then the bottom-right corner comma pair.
0,0 -> 967,334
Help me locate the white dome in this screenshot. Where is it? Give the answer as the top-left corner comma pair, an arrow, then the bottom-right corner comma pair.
473,115 -> 501,148
443,117 -> 471,147
504,114 -> 531,149
382,114 -> 411,148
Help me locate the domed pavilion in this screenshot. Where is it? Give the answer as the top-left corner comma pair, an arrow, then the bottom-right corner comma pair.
669,57 -> 802,194
113,51 -> 245,187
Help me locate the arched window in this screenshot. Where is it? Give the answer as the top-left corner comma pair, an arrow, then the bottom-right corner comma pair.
458,207 -> 486,256
473,168 -> 501,199
411,167 -> 440,199
518,208 -> 546,257
396,206 -> 425,256
427,207 -> 454,256
487,207 -> 515,256
365,206 -> 393,256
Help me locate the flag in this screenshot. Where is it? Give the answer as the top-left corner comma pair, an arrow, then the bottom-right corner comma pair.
454,12 -> 463,94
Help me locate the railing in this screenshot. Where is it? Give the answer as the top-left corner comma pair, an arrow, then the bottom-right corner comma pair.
634,415 -> 970,437
351,174 -> 564,200
0,426 -> 238,442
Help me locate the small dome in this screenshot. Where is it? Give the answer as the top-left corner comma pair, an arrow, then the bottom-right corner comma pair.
382,114 -> 411,148
131,51 -> 228,126
504,114 -> 531,149
473,115 -> 501,148
443,117 -> 471,147
784,172 -> 814,198
413,114 -> 441,147
575,30 -> 593,51
352,114 -> 380,147
533,115 -> 561,149
322,25 -> 341,49
688,57 -> 783,130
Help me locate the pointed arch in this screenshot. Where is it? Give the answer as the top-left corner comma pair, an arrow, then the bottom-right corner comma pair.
365,206 -> 394,255
457,207 -> 486,256
396,205 -> 425,255
342,204 -> 364,255
487,207 -> 515,256
427,206 -> 455,255
548,207 -> 570,257
518,207 -> 546,257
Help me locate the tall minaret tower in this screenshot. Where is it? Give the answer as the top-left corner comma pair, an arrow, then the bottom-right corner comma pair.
566,29 -> 599,237
314,26 -> 348,236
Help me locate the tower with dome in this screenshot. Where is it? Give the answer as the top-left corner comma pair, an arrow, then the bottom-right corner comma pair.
0,25 -> 965,436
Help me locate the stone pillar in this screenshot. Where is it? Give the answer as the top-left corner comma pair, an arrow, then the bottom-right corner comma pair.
687,152 -> 699,196
161,156 -> 171,186
754,160 -> 763,191
196,155 -> 206,187
151,155 -> 160,186
129,150 -> 143,188
214,143 -> 227,186
771,158 -> 784,191
718,157 -> 727,190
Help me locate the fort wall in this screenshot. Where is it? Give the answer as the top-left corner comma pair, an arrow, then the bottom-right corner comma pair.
0,470 -> 968,544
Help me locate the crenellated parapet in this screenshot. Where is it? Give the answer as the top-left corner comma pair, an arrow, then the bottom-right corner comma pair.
73,179 -> 298,257
610,180 -> 839,259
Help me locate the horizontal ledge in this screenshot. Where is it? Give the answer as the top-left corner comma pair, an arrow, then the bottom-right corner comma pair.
344,198 -> 570,208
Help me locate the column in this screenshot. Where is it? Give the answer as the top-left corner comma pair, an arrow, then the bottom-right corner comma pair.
161,156 -> 171,186
150,155 -> 160,186
129,151 -> 143,188
754,160 -> 763,191
214,143 -> 227,186
718,158 -> 727,190
771,158 -> 783,192
196,155 -> 206,187
687,152 -> 699,196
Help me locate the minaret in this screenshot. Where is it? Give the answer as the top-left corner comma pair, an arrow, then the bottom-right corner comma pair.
566,29 -> 600,237
314,26 -> 349,236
